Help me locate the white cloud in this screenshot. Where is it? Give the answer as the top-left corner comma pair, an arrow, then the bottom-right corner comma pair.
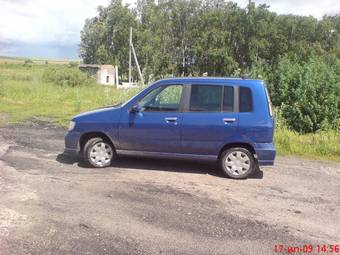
0,0 -> 338,58
1,0 -> 338,45
0,0 -> 111,44
237,0 -> 340,18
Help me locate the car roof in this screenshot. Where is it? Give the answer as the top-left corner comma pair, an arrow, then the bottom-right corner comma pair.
157,77 -> 263,85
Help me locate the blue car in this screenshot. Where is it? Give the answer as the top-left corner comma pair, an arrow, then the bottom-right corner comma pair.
64,77 -> 275,179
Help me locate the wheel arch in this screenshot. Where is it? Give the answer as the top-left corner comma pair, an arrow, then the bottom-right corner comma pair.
79,132 -> 115,152
218,142 -> 256,159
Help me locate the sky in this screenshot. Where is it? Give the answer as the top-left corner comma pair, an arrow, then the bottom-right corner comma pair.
0,0 -> 339,60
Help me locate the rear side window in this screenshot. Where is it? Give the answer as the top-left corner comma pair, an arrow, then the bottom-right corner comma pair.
223,86 -> 234,112
239,87 -> 252,112
190,85 -> 222,112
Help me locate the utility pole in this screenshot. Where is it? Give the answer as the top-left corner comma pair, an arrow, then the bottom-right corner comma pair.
128,27 -> 144,85
128,27 -> 132,83
131,42 -> 144,85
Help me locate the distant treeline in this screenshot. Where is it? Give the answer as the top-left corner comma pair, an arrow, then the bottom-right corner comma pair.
80,0 -> 339,133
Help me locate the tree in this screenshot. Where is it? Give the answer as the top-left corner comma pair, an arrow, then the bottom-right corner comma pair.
271,55 -> 339,133
80,0 -> 136,75
79,0 -> 340,133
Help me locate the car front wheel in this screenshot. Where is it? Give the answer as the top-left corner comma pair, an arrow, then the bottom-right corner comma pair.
83,137 -> 115,168
220,147 -> 256,179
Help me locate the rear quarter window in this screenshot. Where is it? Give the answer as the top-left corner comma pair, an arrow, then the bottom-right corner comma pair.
239,87 -> 252,112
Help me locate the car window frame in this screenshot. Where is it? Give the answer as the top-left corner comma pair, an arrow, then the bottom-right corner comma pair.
184,84 -> 237,113
264,85 -> 273,117
222,85 -> 236,112
189,84 -> 223,112
137,84 -> 186,113
239,86 -> 253,113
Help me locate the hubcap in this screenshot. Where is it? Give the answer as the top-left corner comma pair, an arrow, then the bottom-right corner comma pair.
89,142 -> 113,167
225,151 -> 251,176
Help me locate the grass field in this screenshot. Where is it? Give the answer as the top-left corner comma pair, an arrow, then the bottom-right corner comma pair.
0,61 -> 140,126
0,55 -> 79,65
274,128 -> 340,162
0,60 -> 339,162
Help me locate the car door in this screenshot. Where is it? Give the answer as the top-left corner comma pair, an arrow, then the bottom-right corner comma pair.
181,84 -> 239,156
118,84 -> 184,153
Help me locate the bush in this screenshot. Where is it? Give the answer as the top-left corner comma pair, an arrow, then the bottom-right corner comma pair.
43,66 -> 94,87
270,56 -> 339,133
246,55 -> 339,133
24,59 -> 33,65
68,61 -> 79,68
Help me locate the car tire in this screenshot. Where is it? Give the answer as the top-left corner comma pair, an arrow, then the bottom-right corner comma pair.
83,137 -> 115,168
220,147 -> 256,179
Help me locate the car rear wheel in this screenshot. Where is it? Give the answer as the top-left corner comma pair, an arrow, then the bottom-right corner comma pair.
220,147 -> 256,179
83,137 -> 115,168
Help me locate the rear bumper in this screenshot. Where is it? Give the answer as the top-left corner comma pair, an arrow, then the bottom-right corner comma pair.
254,142 -> 276,166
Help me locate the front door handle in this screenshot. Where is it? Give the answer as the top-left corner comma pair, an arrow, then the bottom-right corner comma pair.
165,117 -> 178,124
223,118 -> 236,124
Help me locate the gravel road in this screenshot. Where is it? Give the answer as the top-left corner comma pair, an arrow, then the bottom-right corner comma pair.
0,120 -> 339,254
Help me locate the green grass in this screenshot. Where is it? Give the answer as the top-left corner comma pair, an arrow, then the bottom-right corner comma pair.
275,128 -> 340,162
0,62 -> 339,162
0,63 -> 141,126
0,56 -> 78,65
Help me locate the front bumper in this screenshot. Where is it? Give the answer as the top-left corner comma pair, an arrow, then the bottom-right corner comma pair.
64,130 -> 81,157
254,142 -> 276,166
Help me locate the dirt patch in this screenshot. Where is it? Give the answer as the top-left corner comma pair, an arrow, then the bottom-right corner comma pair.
0,122 -> 339,254
0,208 -> 28,237
0,113 -> 10,125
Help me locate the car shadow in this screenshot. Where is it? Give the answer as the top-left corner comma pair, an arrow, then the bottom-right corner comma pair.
56,153 -> 263,179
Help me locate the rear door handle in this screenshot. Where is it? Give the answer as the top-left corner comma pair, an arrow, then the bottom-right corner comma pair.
223,118 -> 236,123
165,117 -> 178,124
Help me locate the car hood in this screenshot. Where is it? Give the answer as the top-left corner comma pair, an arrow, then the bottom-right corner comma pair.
72,105 -> 122,122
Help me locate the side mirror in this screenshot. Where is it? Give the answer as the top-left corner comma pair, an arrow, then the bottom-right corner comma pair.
130,104 -> 141,113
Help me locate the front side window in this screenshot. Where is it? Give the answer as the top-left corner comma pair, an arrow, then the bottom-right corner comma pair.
139,85 -> 183,112
190,85 -> 222,112
239,87 -> 253,112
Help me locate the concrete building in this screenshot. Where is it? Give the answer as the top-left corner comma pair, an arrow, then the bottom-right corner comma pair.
79,64 -> 118,86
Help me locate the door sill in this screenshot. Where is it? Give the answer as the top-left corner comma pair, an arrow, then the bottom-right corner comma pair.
116,150 -> 217,161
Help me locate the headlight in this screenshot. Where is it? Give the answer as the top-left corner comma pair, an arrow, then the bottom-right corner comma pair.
68,121 -> 76,131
